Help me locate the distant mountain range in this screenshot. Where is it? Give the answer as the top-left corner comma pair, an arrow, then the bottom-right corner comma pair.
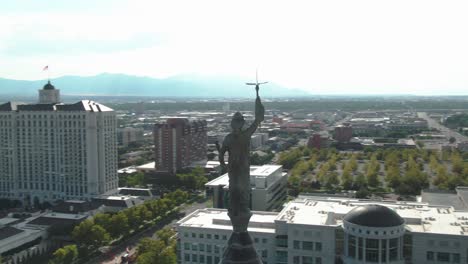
0,73 -> 309,98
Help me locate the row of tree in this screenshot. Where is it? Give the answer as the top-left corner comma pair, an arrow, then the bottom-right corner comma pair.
49,190 -> 189,264
136,227 -> 177,264
284,147 -> 468,197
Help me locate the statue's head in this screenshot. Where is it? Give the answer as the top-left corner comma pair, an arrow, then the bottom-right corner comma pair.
231,112 -> 245,131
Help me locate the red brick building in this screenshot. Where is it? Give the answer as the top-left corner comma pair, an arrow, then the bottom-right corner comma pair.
334,123 -> 353,143
154,118 -> 207,174
308,133 -> 330,149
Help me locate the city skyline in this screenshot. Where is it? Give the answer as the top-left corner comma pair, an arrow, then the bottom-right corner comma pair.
2,0 -> 468,95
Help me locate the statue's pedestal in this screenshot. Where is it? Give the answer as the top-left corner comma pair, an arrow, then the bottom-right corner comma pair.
220,232 -> 263,264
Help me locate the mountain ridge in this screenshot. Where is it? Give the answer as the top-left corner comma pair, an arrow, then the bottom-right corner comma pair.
0,73 -> 309,98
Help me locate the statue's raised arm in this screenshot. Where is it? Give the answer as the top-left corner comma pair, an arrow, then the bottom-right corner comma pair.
246,85 -> 264,135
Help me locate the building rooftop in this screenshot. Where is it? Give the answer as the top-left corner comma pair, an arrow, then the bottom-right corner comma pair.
0,227 -> 24,240
205,165 -> 283,188
278,196 -> 468,235
136,161 -> 155,170
421,189 -> 467,210
177,208 -> 277,234
344,204 -> 405,227
0,100 -> 113,112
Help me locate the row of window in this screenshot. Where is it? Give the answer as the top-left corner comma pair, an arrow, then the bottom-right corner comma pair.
292,256 -> 322,264
292,240 -> 322,252
427,251 -> 460,263
183,254 -> 219,264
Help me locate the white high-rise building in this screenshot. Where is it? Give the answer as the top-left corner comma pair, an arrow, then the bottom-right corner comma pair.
0,81 -> 118,205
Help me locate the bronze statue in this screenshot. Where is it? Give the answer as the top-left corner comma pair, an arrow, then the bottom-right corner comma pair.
216,80 -> 265,264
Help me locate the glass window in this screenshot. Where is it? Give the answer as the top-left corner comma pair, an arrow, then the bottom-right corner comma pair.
303,241 -> 314,250
293,240 -> 300,249
192,233 -> 196,238
348,235 -> 356,258
199,233 -> 204,239
437,252 -> 450,262
276,235 -> 288,248
192,254 -> 198,262
365,239 -> 379,263
207,256 -> 212,264
262,238 -> 268,244
293,256 -> 300,264
192,243 -> 198,251
316,257 -> 322,264
200,254 -> 205,263
381,239 -> 387,262
207,244 -> 212,253
207,234 -> 212,239
215,234 -> 219,240
276,251 -> 288,263
200,244 -> 205,252
222,235 -> 227,240
389,238 -> 398,261
185,253 -> 190,261
452,253 -> 460,263
315,242 -> 322,252
358,237 -> 364,260
426,251 -> 434,261
184,242 -> 190,250
302,256 -> 313,264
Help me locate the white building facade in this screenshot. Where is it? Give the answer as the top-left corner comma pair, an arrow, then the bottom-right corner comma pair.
0,82 -> 118,204
177,196 -> 468,264
205,165 -> 287,211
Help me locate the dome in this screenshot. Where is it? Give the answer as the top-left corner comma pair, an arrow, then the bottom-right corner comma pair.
344,204 -> 404,227
43,81 -> 55,90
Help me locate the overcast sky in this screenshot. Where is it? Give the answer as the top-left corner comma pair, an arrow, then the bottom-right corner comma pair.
1,0 -> 468,95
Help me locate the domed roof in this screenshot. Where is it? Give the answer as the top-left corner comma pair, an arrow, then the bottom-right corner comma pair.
43,81 -> 55,90
344,204 -> 404,227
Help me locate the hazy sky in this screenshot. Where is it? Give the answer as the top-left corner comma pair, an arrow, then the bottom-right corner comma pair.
1,0 -> 468,95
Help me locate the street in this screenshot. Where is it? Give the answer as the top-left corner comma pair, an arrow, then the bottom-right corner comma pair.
417,112 -> 468,143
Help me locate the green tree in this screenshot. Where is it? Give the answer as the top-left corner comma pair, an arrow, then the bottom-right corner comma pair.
433,165 -> 449,189
49,245 -> 78,264
72,220 -> 110,249
354,173 -> 367,190
156,227 -> 176,245
137,238 -> 176,264
324,172 -> 340,191
93,213 -> 111,231
341,169 -> 354,190
385,166 -> 401,189
126,172 -> 145,187
108,212 -> 130,238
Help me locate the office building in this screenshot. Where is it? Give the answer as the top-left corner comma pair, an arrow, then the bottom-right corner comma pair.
0,81 -> 118,204
117,127 -> 144,146
205,165 -> 287,211
154,118 -> 207,174
177,195 -> 468,264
